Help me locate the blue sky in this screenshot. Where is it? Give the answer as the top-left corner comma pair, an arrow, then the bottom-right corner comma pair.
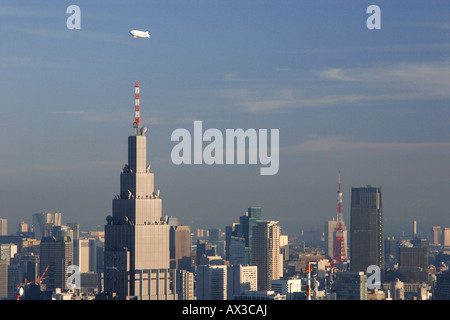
0,0 -> 449,236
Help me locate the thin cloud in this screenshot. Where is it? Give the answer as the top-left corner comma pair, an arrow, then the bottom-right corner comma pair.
317,59 -> 450,98
224,72 -> 249,82
235,93 -> 365,113
285,136 -> 450,153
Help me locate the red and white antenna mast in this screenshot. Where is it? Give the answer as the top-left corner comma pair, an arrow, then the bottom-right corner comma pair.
133,81 -> 141,135
332,168 -> 347,267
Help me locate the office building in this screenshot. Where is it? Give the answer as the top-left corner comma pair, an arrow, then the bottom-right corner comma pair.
196,240 -> 216,265
434,271 -> 450,300
103,82 -> 173,300
334,271 -> 368,300
40,234 -> 73,291
350,186 -> 384,273
170,225 -> 192,270
444,228 -> 450,248
197,265 -> 227,300
431,226 -> 443,246
0,243 -> 17,264
0,218 -> 7,236
251,220 -> 282,291
0,260 -> 7,299
32,213 -> 62,240
73,239 -> 97,273
227,265 -> 257,299
176,269 -> 195,300
271,278 -> 302,299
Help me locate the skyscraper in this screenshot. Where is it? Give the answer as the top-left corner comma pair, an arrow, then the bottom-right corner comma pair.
40,234 -> 73,291
251,220 -> 282,291
197,265 -> 227,300
225,207 -> 262,265
103,82 -> 174,300
0,218 -> 7,236
350,186 -> 384,273
32,213 -> 62,240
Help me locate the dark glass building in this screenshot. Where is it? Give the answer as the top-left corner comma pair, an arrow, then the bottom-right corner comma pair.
350,186 -> 384,273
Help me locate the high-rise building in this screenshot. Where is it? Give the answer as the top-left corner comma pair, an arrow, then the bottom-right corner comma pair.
0,260 -> 7,299
197,265 -> 227,300
0,243 -> 17,263
103,82 -> 174,300
225,207 -> 262,265
334,271 -> 367,300
350,186 -> 384,273
17,221 -> 28,234
73,239 -> 97,273
32,213 -> 62,240
251,220 -> 282,291
444,228 -> 450,248
431,226 -> 443,246
40,234 -> 73,291
170,225 -> 192,270
176,269 -> 195,300
227,265 -> 258,299
434,271 -> 450,300
0,218 -> 7,236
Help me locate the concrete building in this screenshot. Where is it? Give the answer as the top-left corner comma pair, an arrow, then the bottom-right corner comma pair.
251,220 -> 282,291
444,228 -> 450,248
103,89 -> 174,300
431,226 -> 443,246
393,278 -> 405,300
170,225 -> 192,271
233,290 -> 286,300
176,269 -> 195,300
271,278 -> 302,299
0,218 -> 7,236
350,186 -> 384,273
73,239 -> 97,273
0,243 -> 17,264
227,265 -> 257,299
0,260 -> 7,299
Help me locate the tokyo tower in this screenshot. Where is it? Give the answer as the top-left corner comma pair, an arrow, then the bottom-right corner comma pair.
331,169 -> 347,266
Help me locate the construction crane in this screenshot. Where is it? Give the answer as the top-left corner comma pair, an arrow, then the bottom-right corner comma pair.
16,265 -> 49,300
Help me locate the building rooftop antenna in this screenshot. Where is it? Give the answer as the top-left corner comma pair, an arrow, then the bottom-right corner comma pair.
133,81 -> 141,135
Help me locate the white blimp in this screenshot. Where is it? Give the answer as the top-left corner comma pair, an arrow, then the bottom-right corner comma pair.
129,30 -> 150,38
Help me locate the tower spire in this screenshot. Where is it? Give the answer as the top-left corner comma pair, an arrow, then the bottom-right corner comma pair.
332,168 -> 347,267
133,81 -> 141,135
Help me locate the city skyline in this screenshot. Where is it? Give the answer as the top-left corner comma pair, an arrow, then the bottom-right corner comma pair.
0,1 -> 449,237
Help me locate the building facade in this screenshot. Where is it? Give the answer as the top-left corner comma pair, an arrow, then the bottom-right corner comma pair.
251,220 -> 282,291
350,186 -> 384,273
103,83 -> 173,299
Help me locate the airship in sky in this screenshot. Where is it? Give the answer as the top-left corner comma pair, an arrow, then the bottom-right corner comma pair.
129,30 -> 150,38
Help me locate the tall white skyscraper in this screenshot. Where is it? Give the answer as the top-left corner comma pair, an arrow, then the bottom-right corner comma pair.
103,82 -> 173,300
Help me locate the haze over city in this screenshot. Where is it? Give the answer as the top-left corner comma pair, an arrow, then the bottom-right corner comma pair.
0,1 -> 449,238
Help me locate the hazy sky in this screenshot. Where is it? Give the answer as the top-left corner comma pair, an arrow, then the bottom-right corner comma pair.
0,0 -> 449,236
